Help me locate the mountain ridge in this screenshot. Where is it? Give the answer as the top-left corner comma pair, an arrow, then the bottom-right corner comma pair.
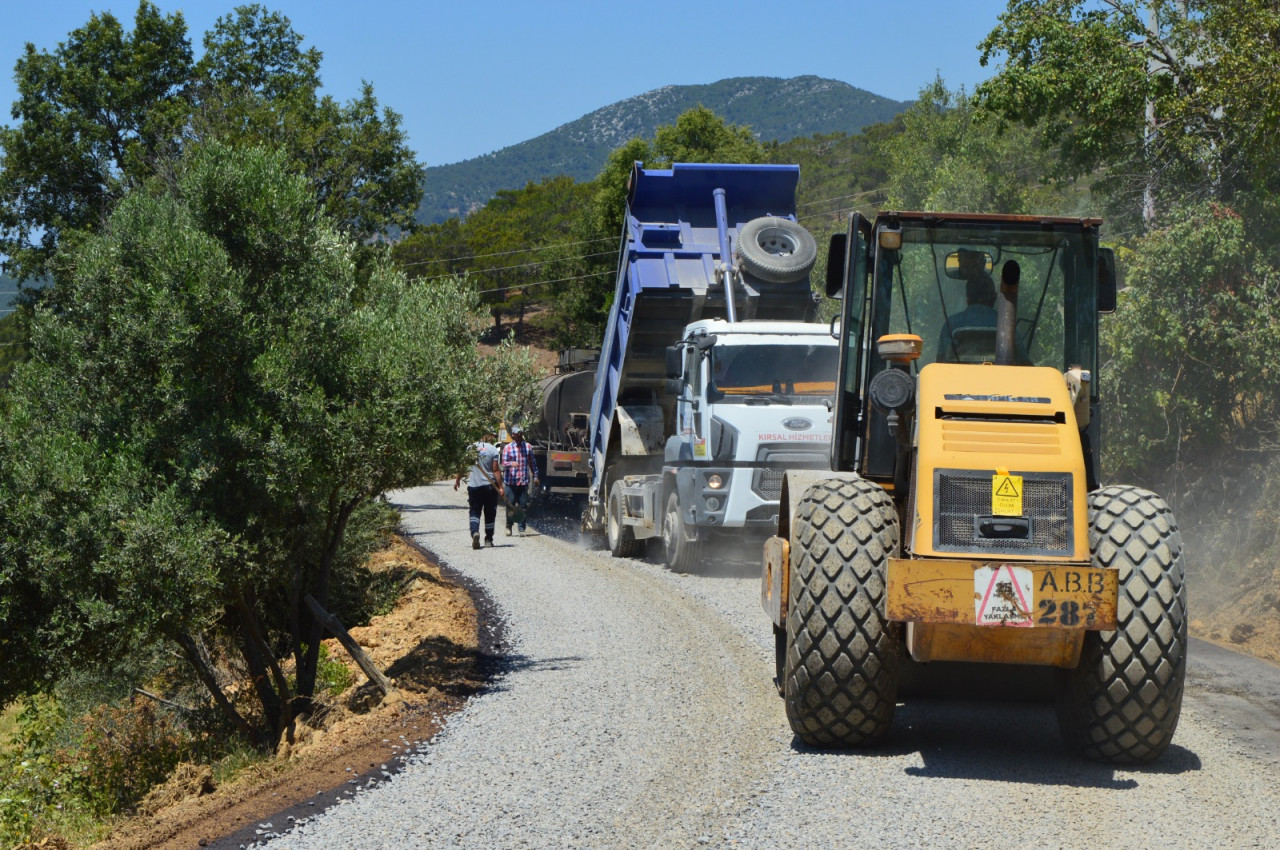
418,75 -> 908,223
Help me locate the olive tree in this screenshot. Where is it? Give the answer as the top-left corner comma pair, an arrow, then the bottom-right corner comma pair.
0,142 -> 534,740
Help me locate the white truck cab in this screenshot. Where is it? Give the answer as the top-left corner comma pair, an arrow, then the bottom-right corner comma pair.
662,320 -> 837,557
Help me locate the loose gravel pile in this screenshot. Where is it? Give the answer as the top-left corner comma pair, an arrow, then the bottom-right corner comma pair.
263,482 -> 1280,849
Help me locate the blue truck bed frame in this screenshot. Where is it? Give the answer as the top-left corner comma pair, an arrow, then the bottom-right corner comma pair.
586,161 -> 813,499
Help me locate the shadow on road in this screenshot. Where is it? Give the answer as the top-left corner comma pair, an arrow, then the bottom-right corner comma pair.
789,698 -> 1202,788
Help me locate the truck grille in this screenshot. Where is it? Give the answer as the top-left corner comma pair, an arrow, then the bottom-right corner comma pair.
756,468 -> 785,501
932,468 -> 1073,556
752,445 -> 827,502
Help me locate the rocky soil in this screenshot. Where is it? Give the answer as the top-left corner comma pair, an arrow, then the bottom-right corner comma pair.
89,536 -> 485,850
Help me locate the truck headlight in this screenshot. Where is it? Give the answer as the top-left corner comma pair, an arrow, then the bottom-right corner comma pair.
706,473 -> 724,490
705,496 -> 722,512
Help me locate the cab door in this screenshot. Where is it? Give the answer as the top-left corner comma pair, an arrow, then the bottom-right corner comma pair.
830,213 -> 872,472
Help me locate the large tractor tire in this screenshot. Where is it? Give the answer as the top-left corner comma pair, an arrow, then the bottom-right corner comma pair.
606,480 -> 646,559
662,492 -> 702,573
783,477 -> 901,747
735,217 -> 817,284
1056,485 -> 1187,764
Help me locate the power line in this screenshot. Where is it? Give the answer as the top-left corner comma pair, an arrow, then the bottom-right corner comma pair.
409,249 -> 618,285
471,268 -> 614,295
396,234 -> 618,270
796,186 -> 888,209
394,188 -> 888,276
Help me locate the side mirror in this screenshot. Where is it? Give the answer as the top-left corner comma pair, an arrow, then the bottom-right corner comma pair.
664,378 -> 683,396
825,233 -> 847,298
694,333 -> 718,351
829,314 -> 841,339
665,345 -> 682,378
1097,247 -> 1118,313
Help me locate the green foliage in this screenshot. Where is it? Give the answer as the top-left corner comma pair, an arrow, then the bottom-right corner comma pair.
0,1 -> 423,281
883,78 -> 1079,215
0,142 -> 537,742
394,107 -> 783,349
62,700 -> 190,816
315,644 -> 355,698
394,175 -> 592,339
325,499 -> 405,626
979,0 -> 1280,237
0,311 -> 29,389
1102,203 -> 1280,486
0,1 -> 191,280
0,698 -> 64,845
0,691 -> 213,845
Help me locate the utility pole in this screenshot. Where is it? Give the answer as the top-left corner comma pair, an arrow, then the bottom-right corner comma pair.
1143,3 -> 1159,228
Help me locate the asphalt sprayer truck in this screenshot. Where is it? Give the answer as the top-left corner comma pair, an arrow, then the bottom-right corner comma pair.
762,211 -> 1186,763
524,348 -> 598,501
581,162 -> 839,573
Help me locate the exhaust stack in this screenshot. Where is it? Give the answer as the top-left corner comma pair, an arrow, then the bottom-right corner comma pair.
996,260 -> 1021,366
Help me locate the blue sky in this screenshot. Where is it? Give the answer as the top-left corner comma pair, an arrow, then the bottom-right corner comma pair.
1,1 -> 1015,168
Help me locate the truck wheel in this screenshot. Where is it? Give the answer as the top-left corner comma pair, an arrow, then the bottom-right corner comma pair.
783,477 -> 901,747
607,480 -> 646,558
662,492 -> 701,573
1056,485 -> 1187,764
735,217 -> 817,284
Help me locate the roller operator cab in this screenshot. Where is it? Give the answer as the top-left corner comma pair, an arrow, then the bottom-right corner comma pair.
761,211 -> 1187,764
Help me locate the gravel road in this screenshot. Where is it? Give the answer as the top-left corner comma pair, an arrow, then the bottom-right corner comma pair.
265,482 -> 1280,849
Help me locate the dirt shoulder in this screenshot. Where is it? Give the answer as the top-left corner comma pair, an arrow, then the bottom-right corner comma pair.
90,535 -> 484,850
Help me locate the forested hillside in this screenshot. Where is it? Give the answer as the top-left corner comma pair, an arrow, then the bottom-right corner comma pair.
417,75 -> 908,223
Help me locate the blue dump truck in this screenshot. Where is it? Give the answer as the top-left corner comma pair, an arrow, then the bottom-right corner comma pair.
581,162 -> 839,572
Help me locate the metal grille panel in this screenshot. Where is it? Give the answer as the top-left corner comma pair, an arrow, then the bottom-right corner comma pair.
933,469 -> 1073,556
756,468 -> 785,501
752,445 -> 827,502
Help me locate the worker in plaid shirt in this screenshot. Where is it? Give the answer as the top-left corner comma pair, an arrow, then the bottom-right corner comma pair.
501,424 -> 540,536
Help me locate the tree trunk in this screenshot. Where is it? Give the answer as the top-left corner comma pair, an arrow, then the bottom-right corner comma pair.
297,494 -> 360,707
304,594 -> 396,697
236,588 -> 294,724
233,602 -> 285,741
173,630 -> 256,742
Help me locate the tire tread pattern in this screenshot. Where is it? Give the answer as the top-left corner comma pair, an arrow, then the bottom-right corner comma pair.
784,477 -> 901,747
608,483 -> 646,559
735,217 -> 818,284
664,493 -> 702,573
1057,485 -> 1187,764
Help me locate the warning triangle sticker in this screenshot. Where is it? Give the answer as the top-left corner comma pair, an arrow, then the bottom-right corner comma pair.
995,477 -> 1020,497
975,564 -> 1034,627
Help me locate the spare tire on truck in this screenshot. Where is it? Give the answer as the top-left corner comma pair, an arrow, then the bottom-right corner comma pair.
735,217 -> 818,284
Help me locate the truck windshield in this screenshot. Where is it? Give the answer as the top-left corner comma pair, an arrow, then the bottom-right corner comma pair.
870,221 -> 1099,375
711,342 -> 838,399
